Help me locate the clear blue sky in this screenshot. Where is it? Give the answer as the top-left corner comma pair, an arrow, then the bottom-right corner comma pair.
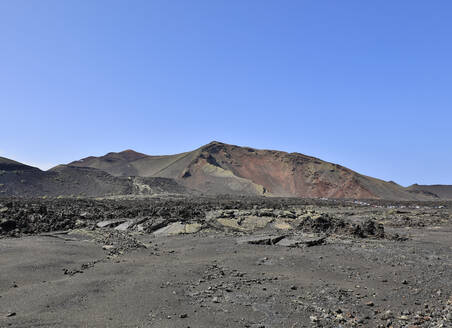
1,1 -> 451,186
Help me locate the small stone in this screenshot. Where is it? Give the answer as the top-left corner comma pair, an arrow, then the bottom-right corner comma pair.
179,313 -> 188,318
381,310 -> 394,320
6,312 -> 16,317
357,317 -> 365,324
402,280 -> 408,285
366,301 -> 374,306
310,315 -> 319,323
212,296 -> 220,303
335,314 -> 345,323
290,285 -> 298,290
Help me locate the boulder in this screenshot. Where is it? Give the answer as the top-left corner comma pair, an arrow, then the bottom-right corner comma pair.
153,222 -> 202,236
0,219 -> 16,232
96,219 -> 127,228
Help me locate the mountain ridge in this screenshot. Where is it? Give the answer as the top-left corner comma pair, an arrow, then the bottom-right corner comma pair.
407,184 -> 452,200
1,142 -> 447,199
0,161 -> 190,197
67,141 -> 438,200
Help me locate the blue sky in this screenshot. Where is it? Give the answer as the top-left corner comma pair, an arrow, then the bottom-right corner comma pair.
0,0 -> 451,186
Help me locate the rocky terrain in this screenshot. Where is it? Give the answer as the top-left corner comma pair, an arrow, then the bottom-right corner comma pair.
1,196 -> 451,327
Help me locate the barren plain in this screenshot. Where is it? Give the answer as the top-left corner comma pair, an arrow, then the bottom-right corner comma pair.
0,196 -> 451,327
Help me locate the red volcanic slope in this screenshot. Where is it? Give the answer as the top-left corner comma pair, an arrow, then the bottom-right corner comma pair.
68,141 -> 435,200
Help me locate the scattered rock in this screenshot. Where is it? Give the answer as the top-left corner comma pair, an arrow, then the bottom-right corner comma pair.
237,235 -> 286,246
381,310 -> 394,320
114,220 -> 136,231
274,234 -> 325,247
97,219 -> 127,229
273,220 -> 293,230
153,222 -> 202,236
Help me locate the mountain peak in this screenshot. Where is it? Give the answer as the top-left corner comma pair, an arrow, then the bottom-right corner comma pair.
0,156 -> 40,172
108,149 -> 148,161
119,149 -> 142,154
200,141 -> 230,153
206,140 -> 227,146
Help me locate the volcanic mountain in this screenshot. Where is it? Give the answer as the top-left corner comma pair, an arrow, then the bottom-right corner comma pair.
407,184 -> 452,200
0,156 -> 188,197
0,157 -> 39,172
69,141 -> 433,200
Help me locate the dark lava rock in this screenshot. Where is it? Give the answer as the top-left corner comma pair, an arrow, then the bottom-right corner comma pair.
0,219 -> 16,232
298,213 -> 343,234
362,219 -> 385,238
298,214 -> 386,239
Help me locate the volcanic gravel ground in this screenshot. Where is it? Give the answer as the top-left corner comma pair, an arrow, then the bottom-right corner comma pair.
0,197 -> 451,327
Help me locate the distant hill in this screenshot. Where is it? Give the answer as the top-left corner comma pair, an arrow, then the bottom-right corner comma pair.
69,141 -> 436,200
407,184 -> 452,200
0,157 -> 190,197
69,150 -> 149,177
0,156 -> 39,172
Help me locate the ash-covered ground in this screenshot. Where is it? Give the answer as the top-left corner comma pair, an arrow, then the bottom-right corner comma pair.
0,196 -> 451,327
